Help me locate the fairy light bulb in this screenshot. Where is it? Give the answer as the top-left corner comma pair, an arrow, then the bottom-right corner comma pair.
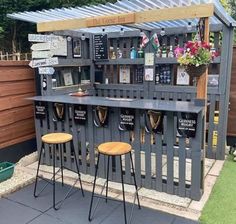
140,30 -> 145,37
187,22 -> 192,31
160,28 -> 165,36
81,34 -> 86,41
120,27 -> 124,36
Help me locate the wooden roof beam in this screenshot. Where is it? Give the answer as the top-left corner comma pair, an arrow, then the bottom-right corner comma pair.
37,3 -> 214,32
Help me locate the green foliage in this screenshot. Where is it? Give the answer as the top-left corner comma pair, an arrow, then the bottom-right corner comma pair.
200,156 -> 236,224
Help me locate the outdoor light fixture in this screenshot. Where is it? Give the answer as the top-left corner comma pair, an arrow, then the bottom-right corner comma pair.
160,28 -> 165,36
120,27 -> 125,36
81,34 -> 86,41
102,28 -> 106,35
187,22 -> 192,31
140,30 -> 145,37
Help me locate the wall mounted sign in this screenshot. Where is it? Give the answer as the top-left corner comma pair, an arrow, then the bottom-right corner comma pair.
38,67 -> 55,75
119,108 -> 135,131
145,53 -> 154,66
53,103 -> 65,121
145,110 -> 163,134
29,57 -> 59,68
94,34 -> 108,60
28,34 -> 63,42
176,66 -> 190,85
35,101 -> 47,119
119,66 -> 130,84
144,68 -> 154,81
94,106 -> 108,127
87,13 -> 135,27
74,105 -> 87,125
177,112 -> 197,138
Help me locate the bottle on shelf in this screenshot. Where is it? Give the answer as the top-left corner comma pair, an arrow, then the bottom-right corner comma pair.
117,47 -> 123,59
130,46 -> 137,59
138,46 -> 144,58
156,47 -> 162,58
168,45 -> 174,58
161,44 -> 167,58
109,46 -> 115,59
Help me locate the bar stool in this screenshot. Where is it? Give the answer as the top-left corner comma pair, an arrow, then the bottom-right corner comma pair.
33,132 -> 84,210
88,142 -> 141,224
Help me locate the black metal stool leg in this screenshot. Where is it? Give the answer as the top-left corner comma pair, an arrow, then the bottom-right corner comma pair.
130,152 -> 141,209
105,155 -> 110,203
120,155 -> 127,224
52,144 -> 58,210
71,141 -> 84,197
88,153 -> 101,222
34,142 -> 44,197
60,144 -> 64,186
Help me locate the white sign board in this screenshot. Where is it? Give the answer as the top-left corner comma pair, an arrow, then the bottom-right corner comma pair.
32,50 -> 54,59
38,67 -> 55,75
28,34 -> 63,42
31,42 -> 59,51
52,39 -> 67,56
29,57 -> 59,68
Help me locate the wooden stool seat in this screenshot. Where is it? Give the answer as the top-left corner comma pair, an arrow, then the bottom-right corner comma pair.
42,133 -> 72,144
98,142 -> 131,156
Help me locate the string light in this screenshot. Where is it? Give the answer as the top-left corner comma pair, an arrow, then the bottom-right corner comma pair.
140,30 -> 145,37
160,28 -> 165,36
81,34 -> 86,41
120,27 -> 124,36
187,22 -> 192,31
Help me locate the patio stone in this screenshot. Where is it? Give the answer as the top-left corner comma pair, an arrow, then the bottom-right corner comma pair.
0,198 -> 41,224
173,217 -> 199,224
28,214 -> 65,224
208,160 -> 225,176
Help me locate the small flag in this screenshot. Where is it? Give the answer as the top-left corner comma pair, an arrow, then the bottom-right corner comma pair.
141,33 -> 149,49
150,33 -> 160,50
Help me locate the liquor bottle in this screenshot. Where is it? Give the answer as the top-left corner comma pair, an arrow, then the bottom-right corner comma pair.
156,47 -> 162,58
161,44 -> 167,58
168,45 -> 174,58
117,47 -> 123,59
138,46 -> 144,58
130,47 -> 137,59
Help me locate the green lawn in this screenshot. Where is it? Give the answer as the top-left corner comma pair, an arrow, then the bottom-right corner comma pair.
200,155 -> 236,224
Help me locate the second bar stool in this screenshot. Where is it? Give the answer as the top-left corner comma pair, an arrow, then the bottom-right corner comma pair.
34,132 -> 84,210
88,142 -> 141,224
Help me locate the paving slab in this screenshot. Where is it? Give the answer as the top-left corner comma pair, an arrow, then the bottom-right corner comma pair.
0,198 -> 41,224
173,217 -> 199,224
5,181 -> 79,212
46,191 -> 121,224
28,214 -> 66,224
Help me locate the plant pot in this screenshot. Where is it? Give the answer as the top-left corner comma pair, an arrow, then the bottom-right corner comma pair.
0,162 -> 15,182
185,64 -> 207,77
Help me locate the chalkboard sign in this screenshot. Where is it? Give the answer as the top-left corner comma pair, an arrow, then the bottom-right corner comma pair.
119,108 -> 135,131
35,101 -> 47,119
94,34 -> 108,60
177,112 -> 198,138
74,105 -> 87,125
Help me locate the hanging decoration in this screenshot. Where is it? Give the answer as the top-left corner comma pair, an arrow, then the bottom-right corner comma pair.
150,33 -> 160,50
140,32 -> 150,49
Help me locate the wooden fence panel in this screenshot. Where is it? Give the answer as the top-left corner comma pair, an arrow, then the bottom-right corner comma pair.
0,61 -> 35,149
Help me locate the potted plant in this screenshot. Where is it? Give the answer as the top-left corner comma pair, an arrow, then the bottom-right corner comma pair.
175,41 -> 219,77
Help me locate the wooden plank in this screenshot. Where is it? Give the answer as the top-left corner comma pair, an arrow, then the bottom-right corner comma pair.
37,4 -> 214,32
178,137 -> 186,197
0,93 -> 34,111
0,80 -> 35,97
0,118 -> 35,146
0,105 -> 34,127
0,68 -> 34,81
155,133 -> 163,191
0,133 -> 35,149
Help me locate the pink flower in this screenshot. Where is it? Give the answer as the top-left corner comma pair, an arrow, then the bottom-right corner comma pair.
174,46 -> 184,57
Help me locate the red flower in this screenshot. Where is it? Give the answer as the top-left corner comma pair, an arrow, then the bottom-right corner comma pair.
201,42 -> 211,50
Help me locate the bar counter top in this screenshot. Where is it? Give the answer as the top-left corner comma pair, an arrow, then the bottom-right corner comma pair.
30,95 -> 204,113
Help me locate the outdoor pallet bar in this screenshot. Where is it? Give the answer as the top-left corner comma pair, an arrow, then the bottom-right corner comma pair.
8,0 -> 235,200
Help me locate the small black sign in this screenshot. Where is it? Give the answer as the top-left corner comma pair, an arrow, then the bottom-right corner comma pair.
119,108 -> 135,131
74,105 -> 87,125
35,101 -> 46,119
177,112 -> 197,138
94,34 -> 108,60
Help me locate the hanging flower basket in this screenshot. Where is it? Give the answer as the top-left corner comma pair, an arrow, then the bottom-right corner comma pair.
185,64 -> 207,78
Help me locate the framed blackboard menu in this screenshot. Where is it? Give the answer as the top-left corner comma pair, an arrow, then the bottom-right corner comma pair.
94,34 -> 108,60
119,108 -> 135,131
74,105 -> 87,125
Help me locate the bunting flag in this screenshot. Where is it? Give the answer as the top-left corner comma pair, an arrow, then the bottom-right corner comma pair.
141,33 -> 149,49
150,33 -> 160,50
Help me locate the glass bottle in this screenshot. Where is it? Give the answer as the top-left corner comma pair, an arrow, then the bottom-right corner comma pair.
161,44 -> 167,58
156,47 -> 162,58
130,47 -> 137,59
117,47 -> 123,59
168,45 -> 174,58
138,47 -> 144,58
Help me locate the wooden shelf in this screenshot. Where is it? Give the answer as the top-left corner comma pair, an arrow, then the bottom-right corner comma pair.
53,58 -> 92,67
95,58 -> 144,65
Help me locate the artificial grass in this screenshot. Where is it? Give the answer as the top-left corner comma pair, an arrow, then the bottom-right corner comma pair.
200,155 -> 236,224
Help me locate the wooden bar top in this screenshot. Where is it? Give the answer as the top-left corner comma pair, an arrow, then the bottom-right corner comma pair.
29,95 -> 204,113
